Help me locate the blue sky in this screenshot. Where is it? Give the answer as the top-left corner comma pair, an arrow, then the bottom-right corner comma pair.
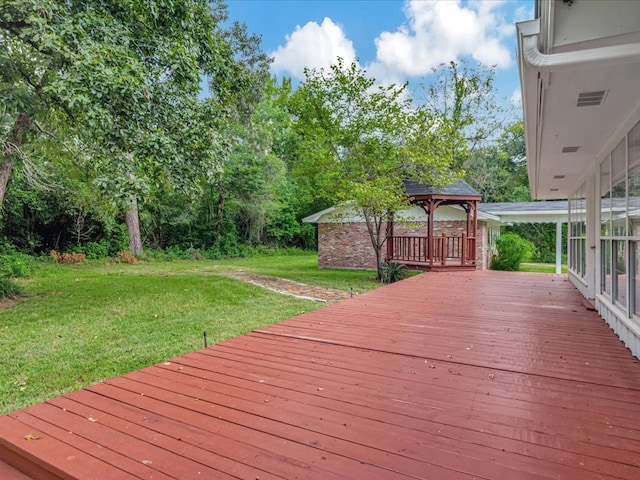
226,0 -> 534,109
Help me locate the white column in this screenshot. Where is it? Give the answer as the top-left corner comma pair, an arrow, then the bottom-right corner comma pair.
586,174 -> 598,299
556,221 -> 563,275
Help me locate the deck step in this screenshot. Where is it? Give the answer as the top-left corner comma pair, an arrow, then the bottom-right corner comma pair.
0,460 -> 32,480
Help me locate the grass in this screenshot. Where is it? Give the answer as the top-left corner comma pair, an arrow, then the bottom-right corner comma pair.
519,262 -> 568,274
0,253 -> 379,414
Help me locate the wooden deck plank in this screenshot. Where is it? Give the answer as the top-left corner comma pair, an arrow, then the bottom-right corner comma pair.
181,348 -> 640,452
125,367 -> 583,480
95,376 -> 477,480
0,459 -> 32,480
144,356 -> 640,479
1,271 -> 640,479
0,415 -> 142,480
171,347 -> 640,455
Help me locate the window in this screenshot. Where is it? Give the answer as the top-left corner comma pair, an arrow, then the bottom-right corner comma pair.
602,239 -> 612,297
631,242 -> 640,316
597,120 -> 640,317
568,183 -> 586,278
600,155 -> 612,297
611,139 -> 627,236
614,240 -> 627,308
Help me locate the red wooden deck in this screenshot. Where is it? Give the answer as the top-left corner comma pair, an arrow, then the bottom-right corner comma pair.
2,271 -> 640,479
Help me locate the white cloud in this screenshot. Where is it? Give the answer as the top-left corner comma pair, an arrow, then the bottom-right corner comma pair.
371,0 -> 514,78
270,18 -> 357,80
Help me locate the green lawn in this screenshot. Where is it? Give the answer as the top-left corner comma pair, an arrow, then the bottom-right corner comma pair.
519,262 -> 568,274
0,253 -> 379,414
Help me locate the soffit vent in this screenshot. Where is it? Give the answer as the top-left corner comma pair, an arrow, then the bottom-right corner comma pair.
562,146 -> 579,153
576,90 -> 606,107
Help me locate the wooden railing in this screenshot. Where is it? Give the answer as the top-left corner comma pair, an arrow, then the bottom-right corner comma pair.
387,234 -> 476,267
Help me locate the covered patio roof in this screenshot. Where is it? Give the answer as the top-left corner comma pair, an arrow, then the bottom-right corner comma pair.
479,200 -> 568,224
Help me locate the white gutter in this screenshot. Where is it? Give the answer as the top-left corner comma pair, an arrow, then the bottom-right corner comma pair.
522,35 -> 640,72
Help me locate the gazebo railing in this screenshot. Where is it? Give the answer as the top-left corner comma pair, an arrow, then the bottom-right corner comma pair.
387,234 -> 476,267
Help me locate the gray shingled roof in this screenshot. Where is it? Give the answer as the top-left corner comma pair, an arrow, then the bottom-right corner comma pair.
403,179 -> 481,198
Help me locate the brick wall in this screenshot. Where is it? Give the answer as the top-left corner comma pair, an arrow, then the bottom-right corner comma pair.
318,220 -> 490,270
318,222 -> 377,269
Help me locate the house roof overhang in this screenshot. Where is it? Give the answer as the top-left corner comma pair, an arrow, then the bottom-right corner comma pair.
516,10 -> 640,200
301,202 -> 568,225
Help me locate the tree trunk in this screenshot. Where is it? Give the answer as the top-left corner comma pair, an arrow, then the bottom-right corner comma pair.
362,209 -> 385,280
214,188 -> 225,240
0,112 -> 33,207
125,200 -> 144,256
0,161 -> 13,207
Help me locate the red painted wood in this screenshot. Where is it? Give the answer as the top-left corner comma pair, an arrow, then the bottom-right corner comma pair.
0,459 -> 32,480
1,271 -> 640,479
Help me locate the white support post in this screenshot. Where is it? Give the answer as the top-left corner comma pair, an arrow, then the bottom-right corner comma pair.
556,221 -> 563,275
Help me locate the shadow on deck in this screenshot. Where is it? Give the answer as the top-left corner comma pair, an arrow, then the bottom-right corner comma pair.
2,271 -> 640,479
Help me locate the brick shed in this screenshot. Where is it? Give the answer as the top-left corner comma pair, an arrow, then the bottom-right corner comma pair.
304,203 -> 503,271
303,179 -> 506,271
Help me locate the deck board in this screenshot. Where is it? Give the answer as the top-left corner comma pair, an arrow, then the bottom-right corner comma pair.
2,271 -> 640,479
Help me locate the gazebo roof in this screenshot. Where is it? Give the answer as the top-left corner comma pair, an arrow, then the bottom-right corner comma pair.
403,179 -> 481,199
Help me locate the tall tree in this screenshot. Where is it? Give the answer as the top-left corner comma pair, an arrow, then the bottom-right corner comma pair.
1,0 -> 270,254
464,121 -> 529,202
290,59 -> 493,277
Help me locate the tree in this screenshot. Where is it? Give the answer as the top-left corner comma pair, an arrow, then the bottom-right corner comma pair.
464,121 -> 530,202
290,59 -> 494,277
1,0 -> 270,255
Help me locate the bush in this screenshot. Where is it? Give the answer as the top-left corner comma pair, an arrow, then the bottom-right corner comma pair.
83,241 -> 111,259
112,250 -> 138,264
50,250 -> 86,264
381,261 -> 410,283
0,277 -> 23,298
0,253 -> 32,278
491,233 -> 537,271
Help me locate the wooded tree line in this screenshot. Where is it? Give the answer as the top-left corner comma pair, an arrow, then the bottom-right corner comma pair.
1,0 -> 551,263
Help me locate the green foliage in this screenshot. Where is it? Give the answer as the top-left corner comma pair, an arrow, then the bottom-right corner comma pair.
381,262 -> 410,284
464,121 -> 530,203
0,253 -> 32,278
505,223 -> 567,263
0,0 -> 271,256
289,60 -> 495,277
491,233 -> 537,271
0,277 -> 22,298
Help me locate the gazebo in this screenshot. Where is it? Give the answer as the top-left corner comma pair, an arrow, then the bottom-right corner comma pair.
385,179 -> 481,271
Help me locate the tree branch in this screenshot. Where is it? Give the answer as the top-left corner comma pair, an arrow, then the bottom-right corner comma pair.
32,120 -> 83,162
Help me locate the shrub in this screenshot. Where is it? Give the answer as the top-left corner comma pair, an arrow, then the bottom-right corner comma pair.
381,261 -> 410,284
112,250 -> 138,264
0,253 -> 32,277
50,250 -> 86,264
0,277 -> 23,298
491,233 -> 537,271
83,241 -> 111,260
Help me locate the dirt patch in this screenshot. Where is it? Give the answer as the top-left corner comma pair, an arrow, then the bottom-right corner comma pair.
222,271 -> 350,303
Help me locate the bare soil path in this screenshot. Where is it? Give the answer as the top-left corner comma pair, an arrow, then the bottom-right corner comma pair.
222,270 -> 351,303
